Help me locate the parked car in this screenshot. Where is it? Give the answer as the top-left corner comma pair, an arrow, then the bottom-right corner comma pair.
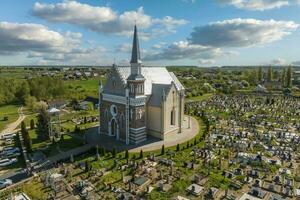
0,179 -> 12,189
5,152 -> 21,158
4,138 -> 13,145
0,158 -> 17,167
1,147 -> 20,156
1,133 -> 15,140
3,147 -> 19,152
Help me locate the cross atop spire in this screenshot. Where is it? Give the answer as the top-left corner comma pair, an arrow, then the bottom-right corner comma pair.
130,25 -> 142,64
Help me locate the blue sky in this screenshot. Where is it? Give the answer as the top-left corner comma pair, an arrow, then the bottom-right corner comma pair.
0,0 -> 300,66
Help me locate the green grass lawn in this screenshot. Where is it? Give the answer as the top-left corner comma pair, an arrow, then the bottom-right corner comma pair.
186,93 -> 213,102
65,77 -> 106,99
0,104 -> 20,132
59,134 -> 84,151
29,128 -> 84,157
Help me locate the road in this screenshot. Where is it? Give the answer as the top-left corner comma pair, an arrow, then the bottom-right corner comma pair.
0,169 -> 30,183
0,106 -> 26,135
0,106 -> 28,186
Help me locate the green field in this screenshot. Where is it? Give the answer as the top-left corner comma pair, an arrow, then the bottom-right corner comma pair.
0,104 -> 20,132
64,77 -> 106,99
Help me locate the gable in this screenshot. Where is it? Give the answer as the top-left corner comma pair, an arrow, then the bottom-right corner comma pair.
103,66 -> 126,96
117,66 -> 184,95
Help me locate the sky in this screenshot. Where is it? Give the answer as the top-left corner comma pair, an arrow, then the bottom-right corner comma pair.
1,0 -> 300,66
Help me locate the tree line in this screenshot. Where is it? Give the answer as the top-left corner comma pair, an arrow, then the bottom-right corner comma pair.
0,77 -> 65,106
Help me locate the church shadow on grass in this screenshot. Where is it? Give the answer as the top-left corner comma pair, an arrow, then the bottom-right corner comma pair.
85,126 -> 162,152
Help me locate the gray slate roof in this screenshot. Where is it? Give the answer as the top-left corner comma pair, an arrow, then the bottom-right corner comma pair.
116,66 -> 184,96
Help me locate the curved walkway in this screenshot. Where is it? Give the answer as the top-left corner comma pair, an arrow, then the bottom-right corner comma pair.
85,115 -> 199,153
129,116 -> 199,152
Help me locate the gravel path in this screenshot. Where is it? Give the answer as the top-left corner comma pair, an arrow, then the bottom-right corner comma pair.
0,106 -> 26,135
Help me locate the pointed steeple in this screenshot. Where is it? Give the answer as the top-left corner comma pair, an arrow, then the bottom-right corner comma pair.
130,25 -> 141,64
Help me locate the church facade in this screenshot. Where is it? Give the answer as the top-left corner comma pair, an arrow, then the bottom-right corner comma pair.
99,25 -> 185,145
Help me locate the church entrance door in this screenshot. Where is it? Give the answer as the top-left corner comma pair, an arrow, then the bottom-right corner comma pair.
111,119 -> 117,136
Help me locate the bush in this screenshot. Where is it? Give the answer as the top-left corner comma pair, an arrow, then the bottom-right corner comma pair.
161,145 -> 165,155
112,147 -> 116,158
139,149 -> 143,159
176,144 -> 180,152
30,119 -> 35,130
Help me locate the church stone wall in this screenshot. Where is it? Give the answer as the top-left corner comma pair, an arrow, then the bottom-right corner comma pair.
129,105 -> 146,129
146,106 -> 162,138
164,84 -> 181,134
103,68 -> 126,96
100,100 -> 126,141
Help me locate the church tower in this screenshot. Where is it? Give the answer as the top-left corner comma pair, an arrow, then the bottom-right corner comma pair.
126,25 -> 147,144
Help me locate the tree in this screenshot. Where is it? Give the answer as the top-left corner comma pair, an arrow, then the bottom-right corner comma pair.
286,66 -> 292,88
176,144 -> 180,152
30,119 -> 35,130
267,66 -> 273,82
112,147 -> 116,158
258,67 -> 263,83
15,81 -> 30,104
25,96 -> 37,111
21,121 -> 26,134
85,160 -> 91,172
125,149 -> 129,160
281,68 -> 286,87
21,121 -> 32,153
161,145 -> 165,155
36,107 -> 49,140
139,149 -> 143,159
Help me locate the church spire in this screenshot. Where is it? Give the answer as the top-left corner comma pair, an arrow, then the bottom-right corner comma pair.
130,25 -> 141,64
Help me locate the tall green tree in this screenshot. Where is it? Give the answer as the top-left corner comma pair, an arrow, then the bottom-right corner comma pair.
161,145 -> 165,155
36,107 -> 49,140
267,66 -> 273,82
15,81 -> 30,104
20,121 -> 32,153
139,149 -> 143,159
258,67 -> 263,83
30,119 -> 35,130
281,68 -> 286,87
125,149 -> 129,160
286,66 -> 292,88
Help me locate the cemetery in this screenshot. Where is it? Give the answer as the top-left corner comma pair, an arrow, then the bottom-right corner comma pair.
1,93 -> 299,199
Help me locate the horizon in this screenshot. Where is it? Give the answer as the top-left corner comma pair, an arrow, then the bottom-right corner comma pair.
1,0 -> 300,66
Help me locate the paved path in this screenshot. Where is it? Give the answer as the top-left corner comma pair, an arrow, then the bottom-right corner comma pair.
129,116 -> 199,152
86,116 -> 199,153
0,106 -> 26,135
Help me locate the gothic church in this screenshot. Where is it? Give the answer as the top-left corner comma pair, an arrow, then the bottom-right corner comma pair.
99,25 -> 185,145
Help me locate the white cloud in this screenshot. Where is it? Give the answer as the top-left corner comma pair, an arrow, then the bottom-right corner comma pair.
143,40 -> 226,61
269,58 -> 286,65
0,21 -> 77,54
189,18 -> 298,48
198,59 -> 215,65
115,43 -> 132,53
153,16 -> 188,32
115,43 -> 147,55
32,1 -> 187,38
0,21 -> 107,64
32,1 -> 116,24
217,0 -> 290,11
292,60 -> 300,65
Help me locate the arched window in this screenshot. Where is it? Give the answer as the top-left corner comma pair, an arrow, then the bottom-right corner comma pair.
130,84 -> 134,93
171,109 -> 175,125
105,109 -> 109,121
120,114 -> 125,128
